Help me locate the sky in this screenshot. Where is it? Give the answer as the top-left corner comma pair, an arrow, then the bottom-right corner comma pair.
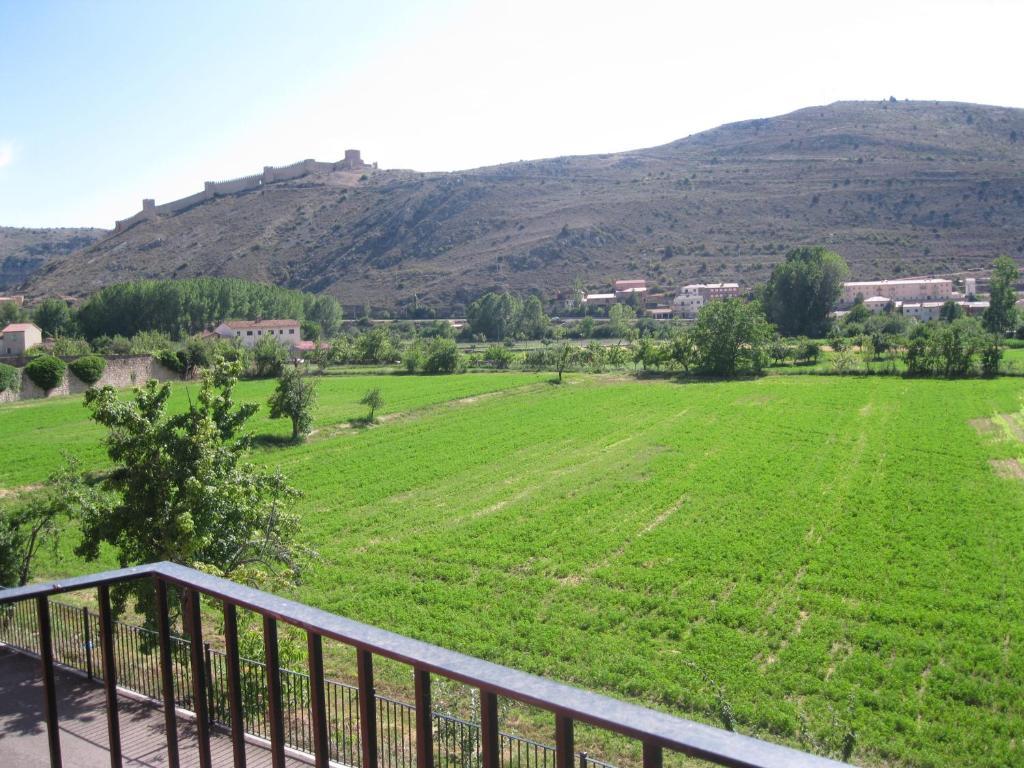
1,0 -> 1023,228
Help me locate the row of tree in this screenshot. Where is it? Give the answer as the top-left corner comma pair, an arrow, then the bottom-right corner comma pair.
1,277 -> 343,341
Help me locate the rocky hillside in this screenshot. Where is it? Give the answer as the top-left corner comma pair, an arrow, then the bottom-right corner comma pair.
0,227 -> 105,292
25,100 -> 1024,312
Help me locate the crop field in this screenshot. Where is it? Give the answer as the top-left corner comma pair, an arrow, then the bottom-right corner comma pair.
3,373 -> 1024,767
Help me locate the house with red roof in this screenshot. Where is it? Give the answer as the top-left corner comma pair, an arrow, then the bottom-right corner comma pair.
1,322 -> 42,356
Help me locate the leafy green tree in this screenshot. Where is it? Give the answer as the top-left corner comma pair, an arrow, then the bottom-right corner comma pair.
77,360 -> 306,621
253,335 -> 289,378
692,300 -> 773,376
24,355 -> 66,391
669,330 -> 698,373
32,298 -> 73,337
984,255 -> 1019,335
608,303 -> 636,339
360,388 -> 383,421
422,337 -> 462,373
484,345 -> 515,369
763,246 -> 850,336
68,355 -> 106,385
353,327 -> 395,364
845,297 -> 870,324
268,368 -> 317,441
467,292 -> 523,341
0,300 -> 25,325
518,296 -> 550,339
304,295 -> 343,338
939,300 -> 964,323
551,342 -> 579,383
0,461 -> 90,586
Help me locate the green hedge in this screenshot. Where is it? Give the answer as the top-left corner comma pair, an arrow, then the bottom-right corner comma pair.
68,354 -> 106,385
0,363 -> 19,394
24,355 -> 67,391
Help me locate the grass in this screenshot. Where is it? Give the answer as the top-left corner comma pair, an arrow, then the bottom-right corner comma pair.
4,373 -> 1024,767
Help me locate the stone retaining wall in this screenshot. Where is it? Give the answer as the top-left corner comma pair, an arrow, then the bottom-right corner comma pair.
0,355 -> 180,404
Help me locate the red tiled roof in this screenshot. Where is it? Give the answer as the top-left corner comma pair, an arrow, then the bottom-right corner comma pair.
1,323 -> 40,333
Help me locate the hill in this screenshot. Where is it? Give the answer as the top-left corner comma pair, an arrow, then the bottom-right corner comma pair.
24,100 -> 1024,312
0,226 -> 105,292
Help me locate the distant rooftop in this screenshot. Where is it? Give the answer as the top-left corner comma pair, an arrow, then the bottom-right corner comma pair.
1,323 -> 40,334
219,319 -> 299,330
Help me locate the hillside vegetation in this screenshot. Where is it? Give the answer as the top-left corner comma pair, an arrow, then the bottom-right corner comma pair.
23,100 -> 1024,312
5,372 -> 1024,767
0,226 -> 105,291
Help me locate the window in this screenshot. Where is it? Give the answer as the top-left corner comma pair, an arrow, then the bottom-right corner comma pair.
247,331 -> 253,336
236,331 -> 241,337
288,328 -> 295,334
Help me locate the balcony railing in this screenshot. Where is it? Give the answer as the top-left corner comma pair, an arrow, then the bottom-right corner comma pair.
0,562 -> 854,768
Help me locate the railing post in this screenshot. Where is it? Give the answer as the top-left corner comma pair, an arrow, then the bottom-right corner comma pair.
357,649 -> 378,768
307,631 -> 330,768
36,596 -> 63,768
480,690 -> 499,768
642,742 -> 663,768
264,615 -> 286,768
579,752 -> 588,768
222,602 -> 247,768
185,588 -> 213,768
204,642 -> 215,725
97,584 -> 123,768
154,578 -> 181,768
414,667 -> 434,768
555,714 -> 574,768
82,605 -> 93,681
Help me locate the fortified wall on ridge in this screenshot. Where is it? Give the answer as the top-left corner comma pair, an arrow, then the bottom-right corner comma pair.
112,150 -> 373,235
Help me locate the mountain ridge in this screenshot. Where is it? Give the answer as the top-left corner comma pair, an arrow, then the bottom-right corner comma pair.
20,100 -> 1024,312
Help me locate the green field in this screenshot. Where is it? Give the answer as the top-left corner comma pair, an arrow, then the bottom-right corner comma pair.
3,372 -> 1024,767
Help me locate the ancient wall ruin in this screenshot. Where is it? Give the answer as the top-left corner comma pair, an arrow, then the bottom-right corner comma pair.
111,150 -> 370,234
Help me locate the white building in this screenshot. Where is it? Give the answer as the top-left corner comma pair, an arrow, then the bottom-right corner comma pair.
214,319 -> 300,348
672,283 -> 740,317
1,322 -> 43,356
841,278 -> 952,305
900,302 -> 946,322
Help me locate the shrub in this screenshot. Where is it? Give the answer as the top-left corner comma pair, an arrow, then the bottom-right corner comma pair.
156,349 -> 185,373
484,345 -> 515,369
24,355 -> 67,391
0,362 -> 20,393
68,355 -> 106,385
253,336 -> 289,378
422,338 -> 462,374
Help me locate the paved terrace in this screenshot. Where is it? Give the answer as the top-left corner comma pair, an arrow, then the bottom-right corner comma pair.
0,648 -> 307,767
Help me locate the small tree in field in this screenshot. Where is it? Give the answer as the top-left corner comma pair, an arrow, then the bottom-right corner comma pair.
360,388 -> 383,421
268,368 -> 317,441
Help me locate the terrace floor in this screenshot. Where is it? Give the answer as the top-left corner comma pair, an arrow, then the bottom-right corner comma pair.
0,648 -> 308,767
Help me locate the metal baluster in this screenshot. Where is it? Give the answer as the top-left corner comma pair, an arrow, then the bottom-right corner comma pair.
154,579 -> 180,768
555,716 -> 573,768
642,743 -> 662,768
222,602 -> 247,768
264,615 -> 286,768
481,690 -> 499,768
185,588 -> 213,768
97,584 -> 123,768
36,597 -> 63,768
308,631 -> 330,768
358,649 -> 378,768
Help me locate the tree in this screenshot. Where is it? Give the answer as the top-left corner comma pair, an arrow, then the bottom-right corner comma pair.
518,296 -> 550,339
77,360 -> 306,622
0,363 -> 19,393
939,300 -> 964,323
692,300 -> 773,376
551,343 -> 578,383
670,329 -> 698,373
360,388 -> 383,421
23,355 -> 66,391
0,461 -> 90,586
763,246 -> 850,337
253,335 -> 288,378
608,303 -> 636,339
268,368 -> 317,441
984,255 -> 1019,335
32,298 -> 73,337
422,337 -> 462,373
467,292 -> 523,341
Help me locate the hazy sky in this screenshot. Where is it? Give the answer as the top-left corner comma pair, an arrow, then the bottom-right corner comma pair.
2,0 -> 1023,228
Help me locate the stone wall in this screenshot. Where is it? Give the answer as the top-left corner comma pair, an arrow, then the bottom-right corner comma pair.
0,355 -> 180,404
105,151 -> 370,235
